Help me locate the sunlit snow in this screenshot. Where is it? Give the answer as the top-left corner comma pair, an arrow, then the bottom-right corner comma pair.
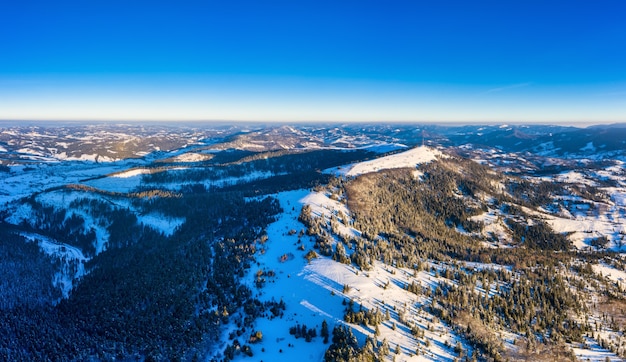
329,146 -> 444,177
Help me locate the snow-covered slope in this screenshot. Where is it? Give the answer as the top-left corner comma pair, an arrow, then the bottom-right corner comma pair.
225,190 -> 469,362
330,146 -> 444,177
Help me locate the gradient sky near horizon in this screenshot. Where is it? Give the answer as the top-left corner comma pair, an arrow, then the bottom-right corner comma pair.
1,1 -> 625,123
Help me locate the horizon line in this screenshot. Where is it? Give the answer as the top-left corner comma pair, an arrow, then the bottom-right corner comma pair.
0,119 -> 616,128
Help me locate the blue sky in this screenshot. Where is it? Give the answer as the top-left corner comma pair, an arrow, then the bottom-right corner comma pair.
1,1 -> 625,123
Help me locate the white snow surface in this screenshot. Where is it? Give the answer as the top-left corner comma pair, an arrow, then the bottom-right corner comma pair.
85,174 -> 144,193
110,168 -> 152,178
169,152 -> 213,162
329,146 -> 444,177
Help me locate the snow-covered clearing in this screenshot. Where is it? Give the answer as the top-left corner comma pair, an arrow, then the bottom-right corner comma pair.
132,169 -> 285,192
542,212 -> 625,250
300,192 -> 349,220
226,189 -> 467,362
580,142 -> 596,152
327,146 -> 444,177
606,187 -> 626,207
168,152 -> 213,162
571,336 -> 622,362
110,168 -> 153,178
300,191 -> 360,239
469,209 -> 512,245
51,150 -> 118,162
556,171 -> 596,186
138,213 -> 184,237
592,263 -> 626,289
514,196 -> 626,251
85,173 -> 145,193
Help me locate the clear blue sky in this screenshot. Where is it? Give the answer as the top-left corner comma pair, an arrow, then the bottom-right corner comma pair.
1,1 -> 625,123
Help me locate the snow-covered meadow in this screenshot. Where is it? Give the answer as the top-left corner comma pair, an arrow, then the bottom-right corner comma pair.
227,189 -> 469,362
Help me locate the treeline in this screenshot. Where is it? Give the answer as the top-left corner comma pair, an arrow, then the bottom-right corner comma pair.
66,183 -> 181,199
141,149 -> 374,186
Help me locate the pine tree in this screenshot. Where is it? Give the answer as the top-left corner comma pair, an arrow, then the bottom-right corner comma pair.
321,319 -> 329,344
